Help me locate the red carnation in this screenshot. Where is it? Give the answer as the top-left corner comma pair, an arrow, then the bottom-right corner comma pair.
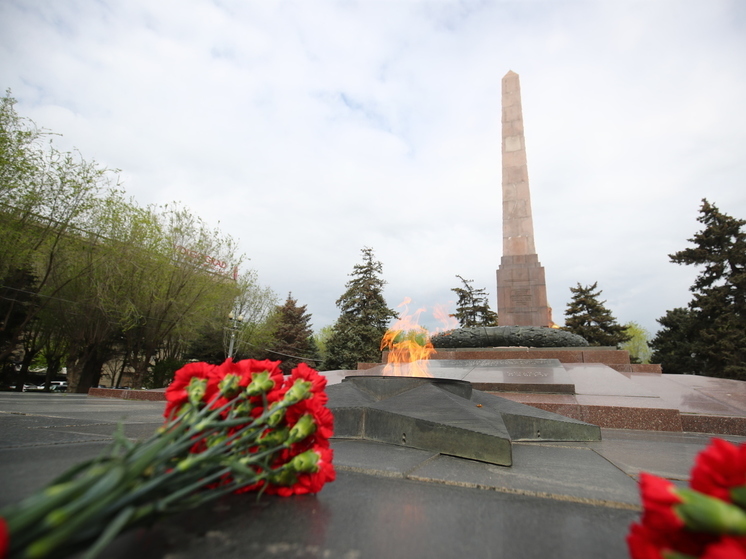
285,397 -> 334,444
627,523 -> 668,559
267,446 -> 335,497
289,363 -> 327,396
691,439 -> 746,503
209,359 -> 283,412
229,358 -> 284,390
639,473 -> 686,532
0,516 -> 8,559
239,359 -> 283,377
627,520 -> 713,559
702,537 -> 746,559
164,362 -> 218,419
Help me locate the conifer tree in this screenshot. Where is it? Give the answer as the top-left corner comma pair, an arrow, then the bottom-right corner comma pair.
562,282 -> 630,346
650,308 -> 699,374
322,248 -> 397,370
655,199 -> 746,379
450,275 -> 498,327
266,293 -> 319,373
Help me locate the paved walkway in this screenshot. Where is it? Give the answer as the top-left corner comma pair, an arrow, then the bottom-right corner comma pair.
1,392 -> 744,558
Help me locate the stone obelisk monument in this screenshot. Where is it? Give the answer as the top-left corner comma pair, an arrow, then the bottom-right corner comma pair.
496,71 -> 552,327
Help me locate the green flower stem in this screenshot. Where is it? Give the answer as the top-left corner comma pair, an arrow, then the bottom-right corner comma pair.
4,484 -> 92,555
153,466 -> 232,510
25,478 -> 133,559
43,456 -> 104,487
4,376 -> 318,559
4,480 -> 87,535
42,465 -> 126,530
78,506 -> 135,559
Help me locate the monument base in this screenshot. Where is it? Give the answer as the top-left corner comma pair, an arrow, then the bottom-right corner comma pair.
327,375 -> 602,467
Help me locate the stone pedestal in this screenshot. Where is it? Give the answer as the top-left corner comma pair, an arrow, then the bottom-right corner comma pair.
497,254 -> 551,326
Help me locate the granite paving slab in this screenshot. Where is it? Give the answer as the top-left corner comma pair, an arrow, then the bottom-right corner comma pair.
584,438 -> 712,481
51,422 -> 163,440
564,364 -> 658,397
0,393 -> 165,423
0,414 -> 116,448
0,442 -> 111,508
100,471 -> 639,559
332,439 -> 438,477
629,374 -> 746,416
538,429 -> 746,481
408,443 -> 641,508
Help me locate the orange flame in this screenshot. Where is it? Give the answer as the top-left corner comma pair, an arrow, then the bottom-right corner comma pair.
381,298 -> 435,377
432,303 -> 459,331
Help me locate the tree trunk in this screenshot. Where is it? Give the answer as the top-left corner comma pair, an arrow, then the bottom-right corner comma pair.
71,345 -> 110,393
13,348 -> 38,392
42,355 -> 62,391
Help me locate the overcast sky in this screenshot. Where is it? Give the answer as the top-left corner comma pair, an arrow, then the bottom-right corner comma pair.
2,0 -> 745,337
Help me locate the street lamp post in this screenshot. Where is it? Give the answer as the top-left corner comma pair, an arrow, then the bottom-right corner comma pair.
227,311 -> 244,359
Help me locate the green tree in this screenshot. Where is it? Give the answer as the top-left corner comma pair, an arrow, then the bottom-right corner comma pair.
0,93 -> 266,392
650,307 -> 699,374
184,271 -> 277,365
620,322 -> 652,364
323,247 -> 397,370
0,91 -> 116,364
313,325 -> 334,364
662,199 -> 746,379
265,293 -> 319,373
562,282 -> 630,347
115,204 -> 244,388
450,275 -> 498,327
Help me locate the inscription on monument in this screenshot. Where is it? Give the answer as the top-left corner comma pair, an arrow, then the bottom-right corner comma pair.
510,288 -> 532,306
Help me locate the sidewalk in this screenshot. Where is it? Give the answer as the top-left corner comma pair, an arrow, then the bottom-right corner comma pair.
1,392 -> 744,558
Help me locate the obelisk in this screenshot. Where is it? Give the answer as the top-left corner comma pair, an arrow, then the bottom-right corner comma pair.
496,71 -> 552,327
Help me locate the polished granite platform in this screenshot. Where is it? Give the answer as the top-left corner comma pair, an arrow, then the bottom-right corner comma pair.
321,362 -> 746,436
2,392 -> 745,559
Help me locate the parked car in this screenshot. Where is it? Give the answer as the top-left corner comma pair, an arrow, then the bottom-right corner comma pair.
35,381 -> 68,392
49,381 -> 67,392
7,384 -> 37,392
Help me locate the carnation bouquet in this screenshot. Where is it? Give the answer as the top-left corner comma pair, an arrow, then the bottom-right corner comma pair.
628,438 -> 746,558
0,359 -> 335,559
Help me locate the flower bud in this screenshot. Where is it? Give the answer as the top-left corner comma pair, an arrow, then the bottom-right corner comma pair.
187,377 -> 208,407
283,380 -> 312,405
176,455 -> 198,472
257,427 -> 289,447
288,414 -> 317,444
676,488 -> 746,535
246,371 -> 275,396
269,468 -> 297,487
219,374 -> 241,399
288,449 -> 320,473
267,405 -> 286,427
231,400 -> 253,417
